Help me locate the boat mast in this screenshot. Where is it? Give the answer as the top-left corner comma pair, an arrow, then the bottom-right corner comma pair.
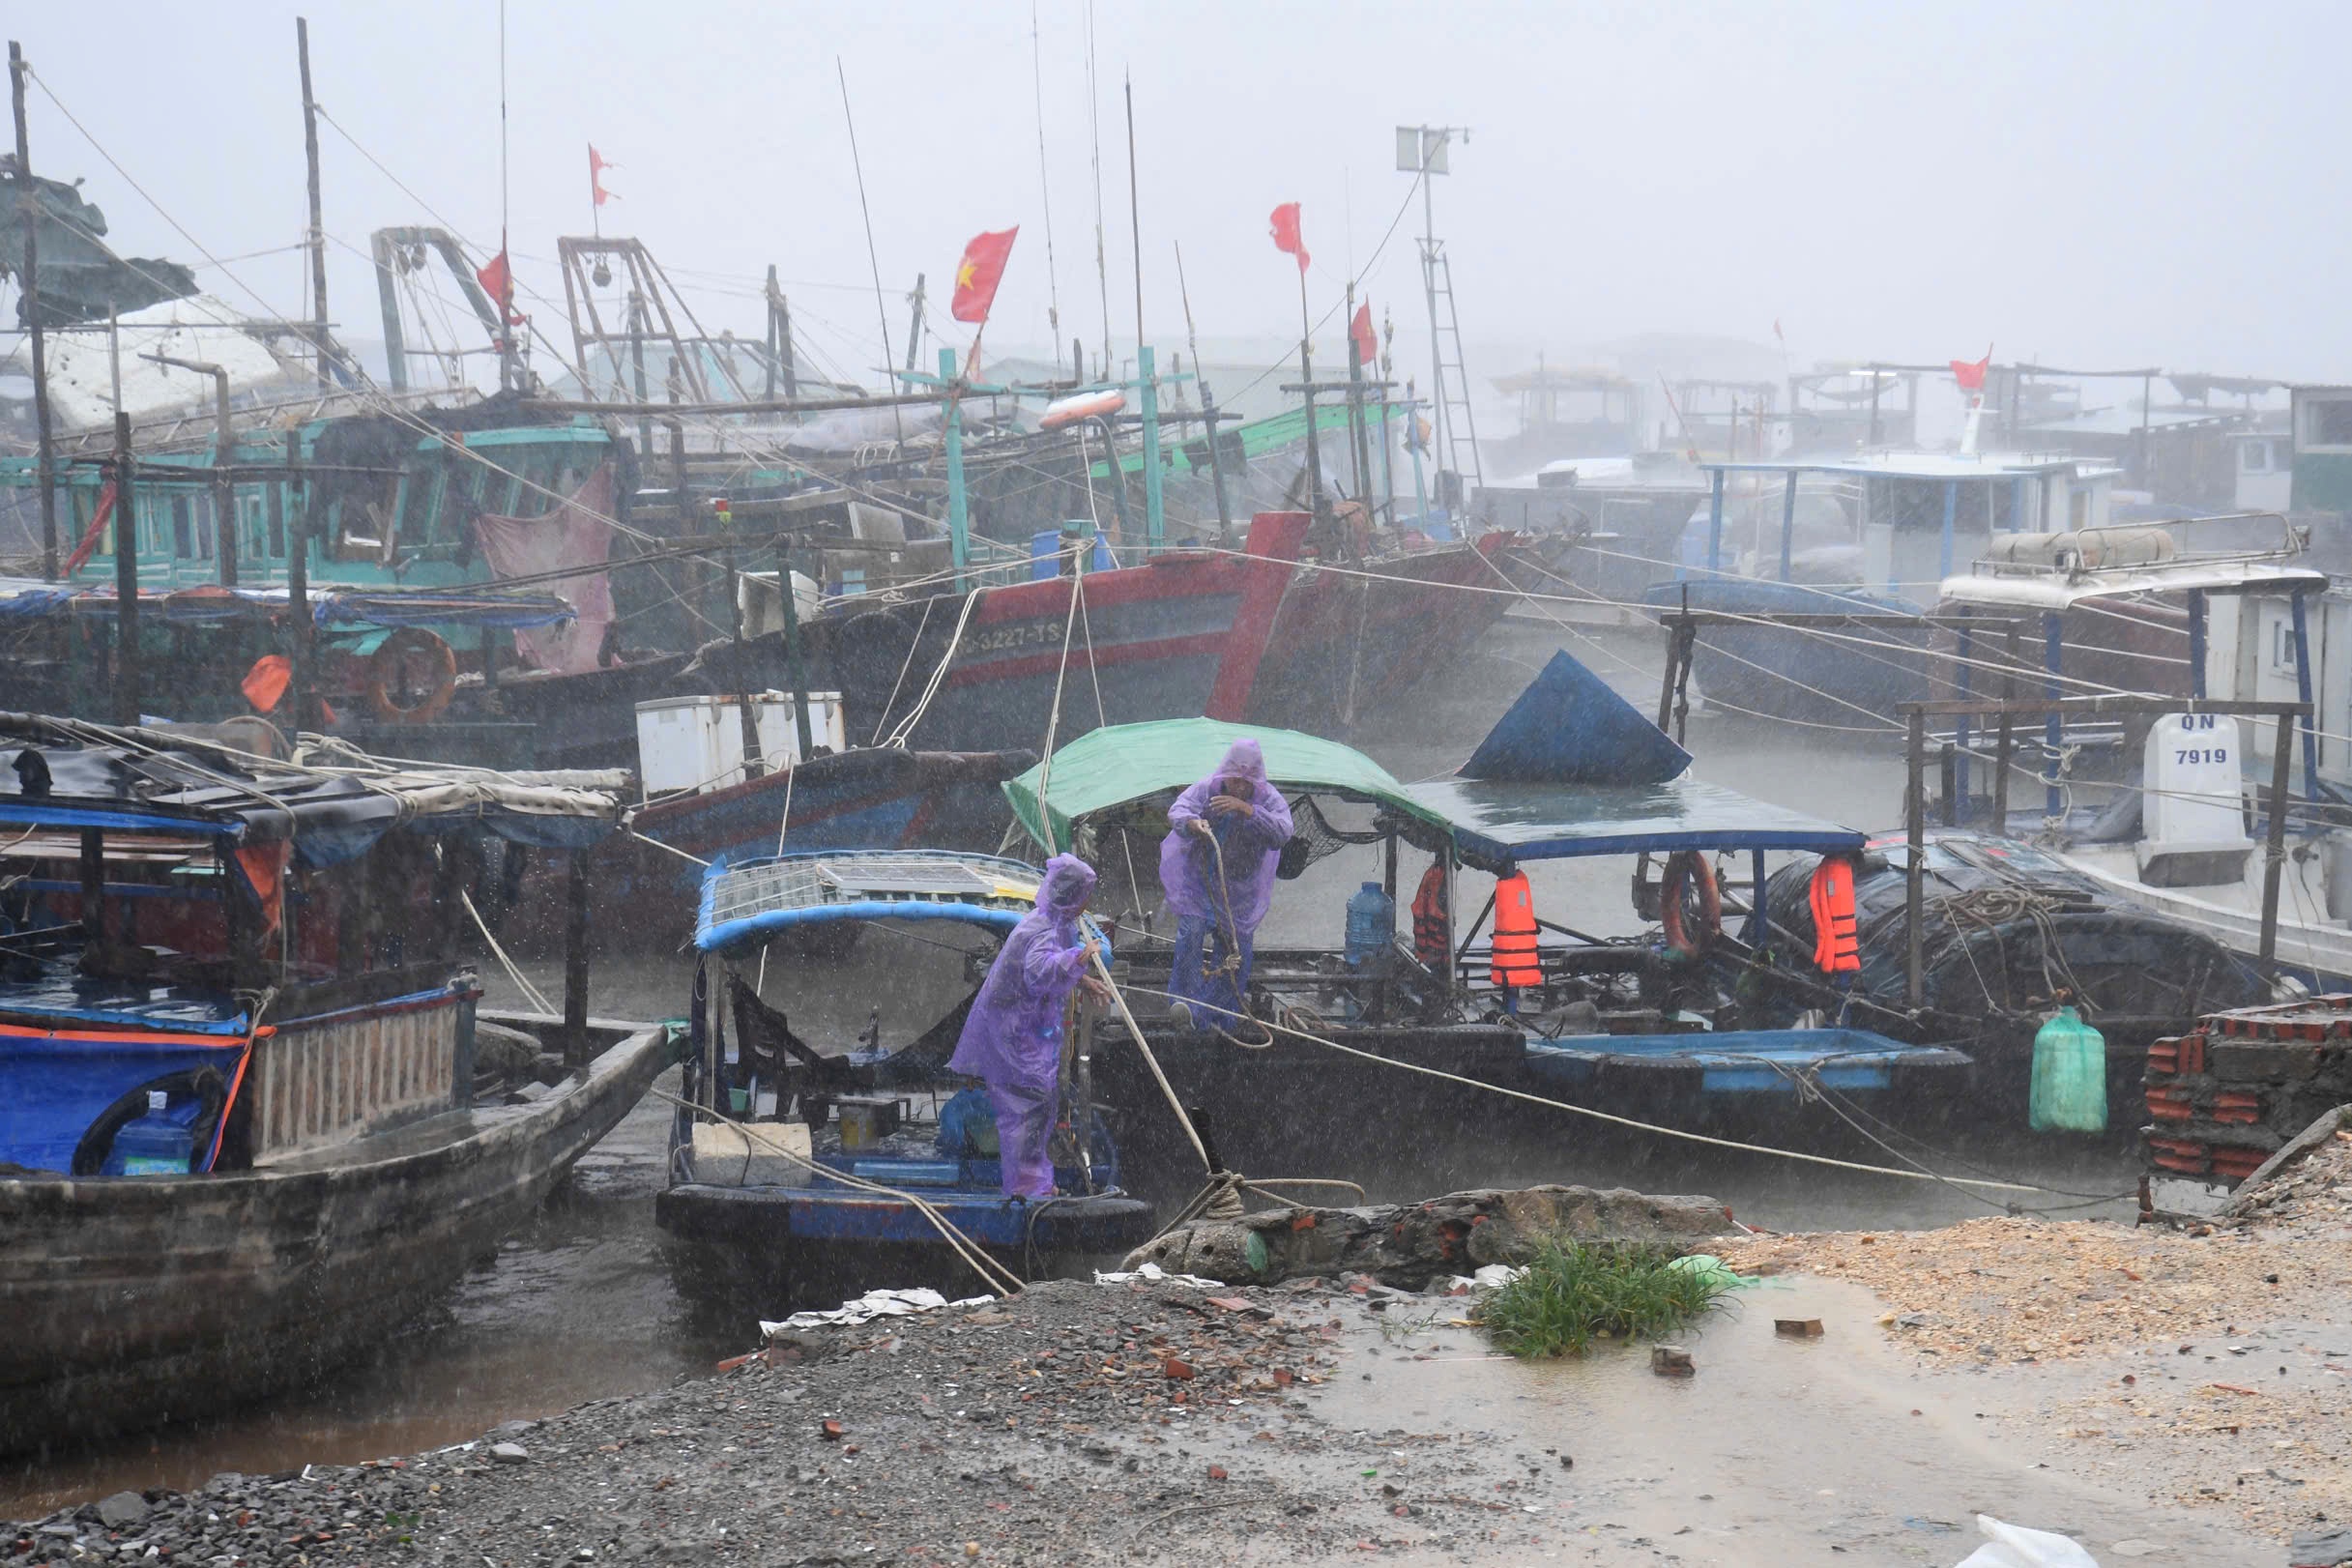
297,18 -> 330,391
9,41 -> 58,579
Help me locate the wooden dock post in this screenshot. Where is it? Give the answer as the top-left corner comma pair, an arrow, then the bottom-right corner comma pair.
1905,707 -> 1926,1008
2259,701 -> 2296,971
111,413 -> 140,726
563,848 -> 592,1066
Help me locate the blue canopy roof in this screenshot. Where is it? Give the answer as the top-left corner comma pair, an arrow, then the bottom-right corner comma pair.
698,851 -> 1057,954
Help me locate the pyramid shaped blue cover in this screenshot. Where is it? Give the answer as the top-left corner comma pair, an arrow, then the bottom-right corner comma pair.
1459,651 -> 1693,785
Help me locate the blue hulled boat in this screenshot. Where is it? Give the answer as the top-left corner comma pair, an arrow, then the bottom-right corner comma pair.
654,850 -> 1154,1309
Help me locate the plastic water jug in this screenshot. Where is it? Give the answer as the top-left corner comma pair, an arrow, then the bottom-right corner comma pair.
2028,1006 -> 2107,1134
105,1090 -> 196,1176
1345,882 -> 1395,969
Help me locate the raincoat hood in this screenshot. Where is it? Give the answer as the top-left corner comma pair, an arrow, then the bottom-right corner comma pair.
1213,738 -> 1269,795
1038,853 -> 1097,917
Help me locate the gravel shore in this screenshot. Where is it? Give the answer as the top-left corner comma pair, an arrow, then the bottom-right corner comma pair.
6,1275 -> 1582,1566
14,1133 -> 2344,1565
1720,1125 -> 2352,1543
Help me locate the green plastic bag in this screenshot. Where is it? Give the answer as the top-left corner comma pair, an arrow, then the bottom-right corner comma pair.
2028,1005 -> 2107,1133
1665,1254 -> 1754,1291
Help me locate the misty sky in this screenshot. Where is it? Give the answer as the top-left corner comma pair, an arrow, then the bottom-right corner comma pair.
11,0 -> 2348,394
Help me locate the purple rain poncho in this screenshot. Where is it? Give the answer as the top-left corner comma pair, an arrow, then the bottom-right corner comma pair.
948,854 -> 1097,1094
1157,737 -> 1294,934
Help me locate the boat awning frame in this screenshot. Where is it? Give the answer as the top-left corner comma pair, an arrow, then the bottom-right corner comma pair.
1408,774 -> 1866,872
697,849 -> 1063,955
1939,557 -> 2328,611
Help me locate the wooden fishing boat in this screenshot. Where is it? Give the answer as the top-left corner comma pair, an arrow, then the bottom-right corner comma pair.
822,512 -> 1310,755
0,714 -> 673,1452
1245,527 -> 1559,731
654,851 -> 1153,1311
1002,653 -> 1971,1205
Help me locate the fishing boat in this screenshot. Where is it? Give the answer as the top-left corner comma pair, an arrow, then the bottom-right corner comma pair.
1923,539 -> 2352,988
1002,652 -> 1970,1203
1758,828 -> 2271,1109
823,511 -> 1311,754
1646,450 -> 2124,724
0,713 -> 674,1451
1244,524 -> 1558,731
653,850 -> 1154,1310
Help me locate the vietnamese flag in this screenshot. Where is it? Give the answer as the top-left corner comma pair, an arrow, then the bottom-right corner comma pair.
951,227 -> 1019,324
589,143 -> 619,207
1950,347 -> 1992,392
1350,301 -> 1378,367
476,247 -> 525,326
1269,202 -> 1309,274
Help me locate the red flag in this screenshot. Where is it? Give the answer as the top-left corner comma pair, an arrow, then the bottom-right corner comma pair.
1950,347 -> 1992,392
950,227 -> 1019,325
1350,301 -> 1378,367
1268,202 -> 1309,274
476,247 -> 525,327
589,143 -> 618,207
1773,318 -> 1785,343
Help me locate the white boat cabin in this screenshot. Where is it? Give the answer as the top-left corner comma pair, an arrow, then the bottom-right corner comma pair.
1697,450 -> 2116,595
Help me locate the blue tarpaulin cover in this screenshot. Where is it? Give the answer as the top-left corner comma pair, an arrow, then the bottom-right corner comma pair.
1459,651 -> 1691,785
0,1030 -> 247,1175
1418,648 -> 1861,868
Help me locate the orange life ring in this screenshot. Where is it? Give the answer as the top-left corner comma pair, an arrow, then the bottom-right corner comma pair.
364,627 -> 457,724
1658,850 -> 1722,957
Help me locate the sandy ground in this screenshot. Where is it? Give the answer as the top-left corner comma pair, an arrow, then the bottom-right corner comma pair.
1720,1127 -> 2352,1545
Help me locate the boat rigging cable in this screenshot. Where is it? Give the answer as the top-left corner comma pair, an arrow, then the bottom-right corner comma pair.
1029,0 -> 1061,344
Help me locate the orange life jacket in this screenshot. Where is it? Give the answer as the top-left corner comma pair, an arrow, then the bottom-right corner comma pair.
1488,870 -> 1542,987
1411,863 -> 1449,970
1809,857 -> 1861,974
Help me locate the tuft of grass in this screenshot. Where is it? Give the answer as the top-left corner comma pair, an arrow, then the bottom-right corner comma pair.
1476,1240 -> 1735,1359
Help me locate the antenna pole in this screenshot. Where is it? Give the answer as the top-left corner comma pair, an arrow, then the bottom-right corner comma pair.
836,58 -> 904,445
1124,72 -> 1143,357
297,19 -> 331,390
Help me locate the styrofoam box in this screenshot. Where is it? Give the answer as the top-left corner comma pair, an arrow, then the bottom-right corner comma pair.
634,691 -> 849,798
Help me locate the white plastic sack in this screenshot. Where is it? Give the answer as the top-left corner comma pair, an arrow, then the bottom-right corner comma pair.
761,1287 -> 987,1337
1092,1261 -> 1225,1289
1955,1515 -> 2102,1568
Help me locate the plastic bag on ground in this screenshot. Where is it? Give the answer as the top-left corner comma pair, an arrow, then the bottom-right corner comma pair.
1665,1253 -> 1755,1290
1954,1514 -> 2102,1568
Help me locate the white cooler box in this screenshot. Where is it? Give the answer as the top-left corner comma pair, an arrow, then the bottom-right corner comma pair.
634,691 -> 848,797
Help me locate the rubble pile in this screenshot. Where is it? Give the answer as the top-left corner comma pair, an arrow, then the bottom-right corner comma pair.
2145,997 -> 2352,1185
1123,1182 -> 1733,1288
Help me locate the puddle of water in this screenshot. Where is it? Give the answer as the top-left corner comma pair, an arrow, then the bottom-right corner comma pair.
1311,1276 -> 2279,1566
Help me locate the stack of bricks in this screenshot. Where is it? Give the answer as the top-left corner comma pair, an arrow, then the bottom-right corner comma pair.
2143,996 -> 2352,1186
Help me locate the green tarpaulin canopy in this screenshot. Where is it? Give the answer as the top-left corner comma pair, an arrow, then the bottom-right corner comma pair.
1002,718 -> 1450,853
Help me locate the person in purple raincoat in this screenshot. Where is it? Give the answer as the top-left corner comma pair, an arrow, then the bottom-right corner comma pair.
947,854 -> 1110,1199
1160,738 -> 1293,1026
